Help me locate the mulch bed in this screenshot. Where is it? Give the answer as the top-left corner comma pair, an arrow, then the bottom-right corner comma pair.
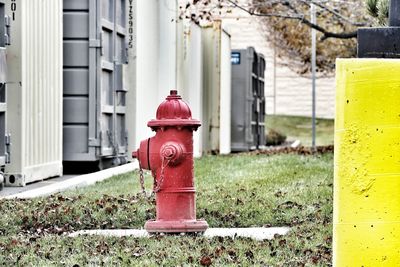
249,145 -> 334,156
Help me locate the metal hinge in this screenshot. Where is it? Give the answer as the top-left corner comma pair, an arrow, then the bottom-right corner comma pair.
125,130 -> 128,152
89,32 -> 102,48
88,138 -> 101,147
89,39 -> 101,48
4,15 -> 10,46
5,133 -> 10,164
124,39 -> 129,64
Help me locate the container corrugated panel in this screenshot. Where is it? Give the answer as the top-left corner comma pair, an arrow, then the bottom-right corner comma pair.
202,23 -> 221,154
0,0 -> 8,171
201,22 -> 232,155
63,0 -> 128,169
219,29 -> 231,155
5,0 -> 63,186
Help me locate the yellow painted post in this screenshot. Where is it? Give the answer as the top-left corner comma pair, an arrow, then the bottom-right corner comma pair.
334,59 -> 400,266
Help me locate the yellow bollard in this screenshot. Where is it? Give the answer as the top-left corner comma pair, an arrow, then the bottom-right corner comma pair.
334,59 -> 400,266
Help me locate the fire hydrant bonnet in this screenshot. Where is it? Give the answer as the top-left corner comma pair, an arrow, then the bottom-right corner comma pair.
147,90 -> 201,128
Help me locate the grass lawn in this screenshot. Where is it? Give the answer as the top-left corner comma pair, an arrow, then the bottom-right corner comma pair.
266,115 -> 334,147
0,153 -> 333,266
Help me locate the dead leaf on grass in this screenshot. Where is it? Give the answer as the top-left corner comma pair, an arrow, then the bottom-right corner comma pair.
200,256 -> 212,266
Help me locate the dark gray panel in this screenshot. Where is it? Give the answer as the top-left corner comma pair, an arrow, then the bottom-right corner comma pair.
0,1 -> 5,47
0,49 -> 6,83
63,126 -> 89,154
102,30 -> 113,62
63,0 -> 89,10
231,47 -> 266,151
116,0 -> 126,26
101,0 -> 113,21
357,27 -> 400,58
63,13 -> 89,38
100,114 -> 112,150
63,97 -> 89,123
63,41 -> 89,66
116,35 -> 124,61
101,70 -> 113,105
117,114 -> 125,145
115,64 -> 124,92
63,69 -> 89,95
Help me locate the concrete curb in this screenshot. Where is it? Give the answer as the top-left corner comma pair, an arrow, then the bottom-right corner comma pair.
69,227 -> 290,241
3,162 -> 139,199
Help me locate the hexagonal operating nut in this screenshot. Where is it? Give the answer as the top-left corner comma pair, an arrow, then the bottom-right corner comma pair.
160,142 -> 184,165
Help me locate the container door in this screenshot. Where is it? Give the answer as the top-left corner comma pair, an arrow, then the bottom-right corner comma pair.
63,0 -> 96,161
97,0 -> 127,161
63,0 -> 127,164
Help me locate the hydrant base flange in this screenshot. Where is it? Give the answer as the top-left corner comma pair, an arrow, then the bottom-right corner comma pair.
145,219 -> 208,233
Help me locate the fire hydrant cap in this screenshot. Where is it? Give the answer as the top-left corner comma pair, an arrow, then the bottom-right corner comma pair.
147,90 -> 201,128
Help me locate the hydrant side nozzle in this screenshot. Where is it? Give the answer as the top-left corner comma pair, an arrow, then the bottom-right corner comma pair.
132,151 -> 138,159
160,142 -> 184,165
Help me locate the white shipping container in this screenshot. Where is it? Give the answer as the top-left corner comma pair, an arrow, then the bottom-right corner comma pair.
220,29 -> 232,155
127,0 -> 177,159
5,0 -> 63,186
125,0 -> 137,161
201,21 -> 231,154
177,20 -> 203,158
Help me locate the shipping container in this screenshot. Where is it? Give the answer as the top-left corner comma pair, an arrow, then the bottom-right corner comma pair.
177,20 -> 203,157
0,0 -> 8,190
220,28 -> 232,155
63,0 -> 129,169
5,0 -> 63,186
201,21 -> 231,155
125,0 -> 136,161
128,0 -> 177,158
231,47 -> 266,152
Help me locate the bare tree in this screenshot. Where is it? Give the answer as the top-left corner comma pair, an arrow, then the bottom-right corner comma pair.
179,0 -> 373,74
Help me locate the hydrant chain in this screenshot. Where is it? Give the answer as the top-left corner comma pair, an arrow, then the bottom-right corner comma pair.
138,165 -> 146,196
153,157 -> 170,193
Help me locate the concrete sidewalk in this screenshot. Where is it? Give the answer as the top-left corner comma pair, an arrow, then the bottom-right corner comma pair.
69,227 -> 291,241
0,175 -> 76,197
0,162 -> 138,199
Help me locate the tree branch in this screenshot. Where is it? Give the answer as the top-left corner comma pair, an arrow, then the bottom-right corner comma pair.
285,1 -> 358,40
299,0 -> 367,27
225,0 -> 304,20
225,0 -> 358,40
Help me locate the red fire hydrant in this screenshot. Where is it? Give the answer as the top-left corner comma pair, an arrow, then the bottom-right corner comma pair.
132,90 -> 208,233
